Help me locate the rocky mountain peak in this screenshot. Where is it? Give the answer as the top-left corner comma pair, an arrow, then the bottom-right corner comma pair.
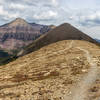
0,18 -> 51,51
9,18 -> 30,27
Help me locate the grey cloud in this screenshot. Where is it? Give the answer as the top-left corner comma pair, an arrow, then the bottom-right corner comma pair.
0,0 -> 100,39
0,0 -> 100,27
78,11 -> 100,27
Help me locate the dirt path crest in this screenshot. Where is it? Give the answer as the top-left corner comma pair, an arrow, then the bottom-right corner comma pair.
64,42 -> 99,100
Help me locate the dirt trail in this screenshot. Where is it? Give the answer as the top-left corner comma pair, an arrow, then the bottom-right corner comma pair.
64,46 -> 99,100
72,47 -> 98,100
17,40 -> 99,100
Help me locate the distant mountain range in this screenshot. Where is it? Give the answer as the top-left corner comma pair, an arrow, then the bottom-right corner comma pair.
95,39 -> 100,43
0,18 -> 51,54
21,23 -> 98,56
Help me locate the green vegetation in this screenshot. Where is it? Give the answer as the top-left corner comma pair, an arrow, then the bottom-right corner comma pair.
0,56 -> 18,66
0,49 -> 18,66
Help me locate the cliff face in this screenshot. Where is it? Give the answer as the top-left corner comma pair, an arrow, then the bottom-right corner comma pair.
0,18 -> 50,51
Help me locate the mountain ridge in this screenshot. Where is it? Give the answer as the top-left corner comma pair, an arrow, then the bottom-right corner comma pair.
0,40 -> 100,100
21,23 -> 98,56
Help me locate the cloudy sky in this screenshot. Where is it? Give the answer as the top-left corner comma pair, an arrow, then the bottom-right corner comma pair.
0,0 -> 100,39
